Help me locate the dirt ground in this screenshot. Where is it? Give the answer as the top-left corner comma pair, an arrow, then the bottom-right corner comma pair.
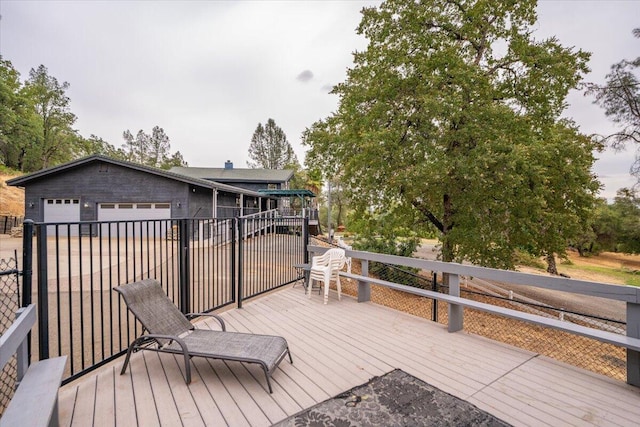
0,173 -> 24,216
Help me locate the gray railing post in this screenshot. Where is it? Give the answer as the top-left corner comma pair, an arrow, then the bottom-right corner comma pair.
628,301 -> 640,386
15,307 -> 29,382
357,259 -> 371,303
447,273 -> 463,332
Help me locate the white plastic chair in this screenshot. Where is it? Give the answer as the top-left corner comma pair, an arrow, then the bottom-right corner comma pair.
308,248 -> 346,304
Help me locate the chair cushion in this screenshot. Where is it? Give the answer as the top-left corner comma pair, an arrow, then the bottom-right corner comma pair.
165,329 -> 289,373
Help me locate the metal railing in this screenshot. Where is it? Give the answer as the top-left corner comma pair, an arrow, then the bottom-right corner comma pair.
308,245 -> 640,387
12,215 -> 306,383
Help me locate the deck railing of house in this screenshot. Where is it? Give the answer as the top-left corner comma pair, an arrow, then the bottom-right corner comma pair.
307,245 -> 640,387
16,215 -> 306,383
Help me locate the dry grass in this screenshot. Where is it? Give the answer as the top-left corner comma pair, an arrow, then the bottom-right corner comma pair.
0,173 -> 24,216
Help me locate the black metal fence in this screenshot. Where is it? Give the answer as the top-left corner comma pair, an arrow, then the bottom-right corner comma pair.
13,213 -> 306,383
0,255 -> 22,413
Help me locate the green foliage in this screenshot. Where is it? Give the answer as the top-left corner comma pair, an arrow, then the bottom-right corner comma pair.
514,250 -> 546,270
23,64 -> 78,169
613,188 -> 640,253
247,118 -> 299,169
576,188 -> 640,255
586,28 -> 640,183
352,233 -> 420,285
121,126 -> 187,169
304,0 -> 598,269
0,58 -> 41,171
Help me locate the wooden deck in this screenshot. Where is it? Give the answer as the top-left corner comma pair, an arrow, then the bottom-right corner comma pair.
57,286 -> 640,426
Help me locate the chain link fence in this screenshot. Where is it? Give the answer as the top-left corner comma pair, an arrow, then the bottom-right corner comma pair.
0,253 -> 22,414
311,238 -> 628,382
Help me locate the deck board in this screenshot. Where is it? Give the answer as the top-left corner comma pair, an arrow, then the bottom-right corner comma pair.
57,286 -> 640,426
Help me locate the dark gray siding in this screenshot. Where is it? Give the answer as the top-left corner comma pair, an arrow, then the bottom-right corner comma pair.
22,161 -> 210,221
188,186 -> 213,218
216,191 -> 239,218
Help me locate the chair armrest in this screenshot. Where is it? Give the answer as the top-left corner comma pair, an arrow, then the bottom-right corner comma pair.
186,312 -> 226,331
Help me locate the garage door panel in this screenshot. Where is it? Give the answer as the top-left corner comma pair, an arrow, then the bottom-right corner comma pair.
98,203 -> 172,237
44,199 -> 80,236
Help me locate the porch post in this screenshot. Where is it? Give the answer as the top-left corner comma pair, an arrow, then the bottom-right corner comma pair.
447,273 -> 463,332
357,260 -> 370,303
627,301 -> 640,386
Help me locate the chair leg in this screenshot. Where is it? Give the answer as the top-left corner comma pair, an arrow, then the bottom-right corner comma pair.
336,276 -> 342,301
323,277 -> 330,304
120,341 -> 137,375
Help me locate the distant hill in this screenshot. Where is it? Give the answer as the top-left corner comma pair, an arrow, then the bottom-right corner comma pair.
0,173 -> 24,216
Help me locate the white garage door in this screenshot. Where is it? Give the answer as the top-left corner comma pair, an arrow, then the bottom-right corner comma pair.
98,203 -> 172,237
44,199 -> 80,236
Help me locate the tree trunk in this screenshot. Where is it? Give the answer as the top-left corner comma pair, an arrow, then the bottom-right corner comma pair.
546,252 -> 558,275
441,193 -> 454,263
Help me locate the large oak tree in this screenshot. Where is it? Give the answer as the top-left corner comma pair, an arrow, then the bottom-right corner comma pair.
304,0 -> 600,269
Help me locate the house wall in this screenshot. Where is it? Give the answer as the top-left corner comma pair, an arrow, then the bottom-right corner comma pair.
188,186 -> 214,218
216,191 -> 240,218
22,161 -> 203,222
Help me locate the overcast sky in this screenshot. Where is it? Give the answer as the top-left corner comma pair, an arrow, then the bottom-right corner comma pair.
0,0 -> 637,199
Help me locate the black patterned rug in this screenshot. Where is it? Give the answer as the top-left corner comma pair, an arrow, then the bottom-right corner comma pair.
272,369 -> 511,427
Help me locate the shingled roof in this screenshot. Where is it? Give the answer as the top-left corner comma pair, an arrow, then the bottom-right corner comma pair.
169,166 -> 293,183
7,155 -> 266,197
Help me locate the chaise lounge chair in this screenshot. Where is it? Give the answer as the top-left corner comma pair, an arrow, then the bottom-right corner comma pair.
114,278 -> 292,393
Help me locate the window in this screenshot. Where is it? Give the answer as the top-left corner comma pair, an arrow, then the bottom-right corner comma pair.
118,204 -> 133,209
137,204 -> 152,209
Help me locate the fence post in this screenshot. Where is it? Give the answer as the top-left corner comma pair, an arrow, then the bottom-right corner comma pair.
447,273 -> 463,332
237,218 -> 244,309
36,223 -> 49,360
432,272 -> 438,322
303,217 -> 309,264
21,220 -> 34,307
628,301 -> 640,387
178,219 -> 190,315
15,307 -> 29,381
357,259 -> 370,303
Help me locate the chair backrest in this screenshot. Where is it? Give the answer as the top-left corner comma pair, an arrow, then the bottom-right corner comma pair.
114,278 -> 193,337
326,248 -> 346,278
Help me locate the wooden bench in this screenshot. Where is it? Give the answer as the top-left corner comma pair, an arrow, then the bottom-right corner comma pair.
0,305 -> 67,427
340,271 -> 640,352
